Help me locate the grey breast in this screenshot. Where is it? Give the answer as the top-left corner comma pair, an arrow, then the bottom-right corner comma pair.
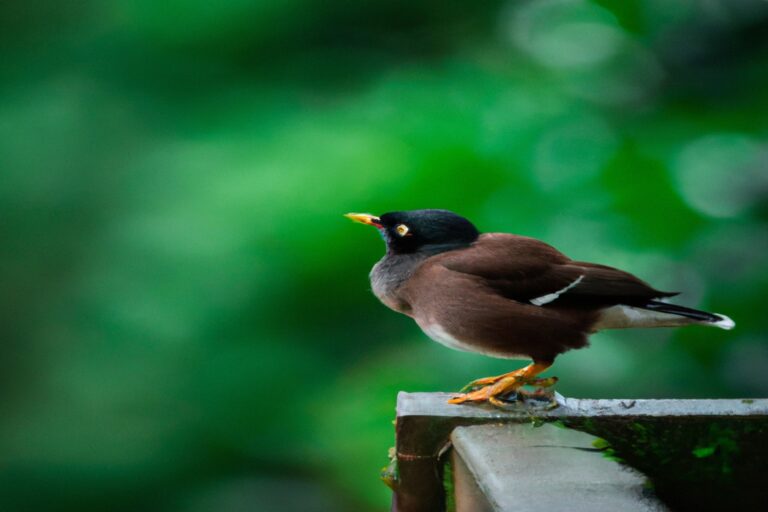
370,252 -> 429,314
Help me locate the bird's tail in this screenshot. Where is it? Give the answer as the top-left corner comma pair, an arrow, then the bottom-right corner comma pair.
638,300 -> 735,330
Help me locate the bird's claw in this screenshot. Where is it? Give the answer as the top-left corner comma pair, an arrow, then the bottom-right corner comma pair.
458,369 -> 525,392
459,376 -> 502,393
449,375 -> 559,408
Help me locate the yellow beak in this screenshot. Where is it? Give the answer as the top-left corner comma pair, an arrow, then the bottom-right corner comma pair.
344,212 -> 383,227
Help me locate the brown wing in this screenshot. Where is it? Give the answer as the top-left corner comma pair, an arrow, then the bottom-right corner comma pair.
401,256 -> 594,362
438,233 -> 676,307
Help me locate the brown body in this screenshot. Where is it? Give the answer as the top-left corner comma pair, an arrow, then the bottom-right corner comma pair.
374,233 -> 683,363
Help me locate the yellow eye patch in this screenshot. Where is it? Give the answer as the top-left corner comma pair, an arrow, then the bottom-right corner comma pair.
396,224 -> 410,236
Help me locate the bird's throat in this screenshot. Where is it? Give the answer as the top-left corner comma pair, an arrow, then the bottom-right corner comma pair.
369,252 -> 430,313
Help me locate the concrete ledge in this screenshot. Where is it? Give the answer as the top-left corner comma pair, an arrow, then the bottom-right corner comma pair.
391,393 -> 768,512
397,392 -> 768,419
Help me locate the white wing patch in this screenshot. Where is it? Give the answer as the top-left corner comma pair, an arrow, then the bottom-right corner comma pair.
530,275 -> 584,306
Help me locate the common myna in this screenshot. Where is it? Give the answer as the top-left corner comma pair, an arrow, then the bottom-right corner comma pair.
346,209 -> 734,406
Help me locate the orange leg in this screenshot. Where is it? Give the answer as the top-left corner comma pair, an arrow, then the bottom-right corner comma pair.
459,371 -> 556,392
459,371 -> 517,392
448,362 -> 554,406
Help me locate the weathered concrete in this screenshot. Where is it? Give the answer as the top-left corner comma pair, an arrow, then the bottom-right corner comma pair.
397,392 -> 768,420
451,424 -> 666,512
392,392 -> 768,512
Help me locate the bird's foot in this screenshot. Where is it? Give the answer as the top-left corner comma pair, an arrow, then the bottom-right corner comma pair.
459,367 -> 530,392
449,375 -> 558,406
449,362 -> 555,406
449,375 -> 524,405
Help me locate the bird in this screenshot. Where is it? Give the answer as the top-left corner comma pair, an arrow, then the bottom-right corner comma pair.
345,209 -> 735,407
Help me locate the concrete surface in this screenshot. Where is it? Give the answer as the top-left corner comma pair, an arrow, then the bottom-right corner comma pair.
451,424 -> 667,512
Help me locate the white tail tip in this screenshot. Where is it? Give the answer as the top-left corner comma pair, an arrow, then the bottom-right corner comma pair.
713,314 -> 735,330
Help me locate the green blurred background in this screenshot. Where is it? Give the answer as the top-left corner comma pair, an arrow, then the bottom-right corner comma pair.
1,0 -> 767,510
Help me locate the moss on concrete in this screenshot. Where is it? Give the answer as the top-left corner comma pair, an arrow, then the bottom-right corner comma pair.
562,416 -> 768,510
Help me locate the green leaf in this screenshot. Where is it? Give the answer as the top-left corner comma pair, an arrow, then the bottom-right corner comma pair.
692,446 -> 717,458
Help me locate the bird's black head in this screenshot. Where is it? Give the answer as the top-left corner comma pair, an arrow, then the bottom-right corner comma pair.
346,209 -> 480,255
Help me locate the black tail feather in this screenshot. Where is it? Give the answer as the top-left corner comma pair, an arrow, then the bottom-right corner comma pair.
639,300 -> 721,323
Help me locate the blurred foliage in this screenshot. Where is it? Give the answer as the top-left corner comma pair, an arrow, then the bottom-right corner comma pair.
1,0 -> 767,511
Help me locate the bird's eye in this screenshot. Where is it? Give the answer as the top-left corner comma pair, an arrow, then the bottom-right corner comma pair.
395,224 -> 410,237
